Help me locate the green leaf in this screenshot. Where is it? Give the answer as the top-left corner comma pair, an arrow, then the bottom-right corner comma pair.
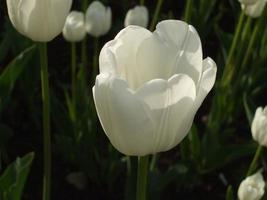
0,152 -> 34,200
0,45 -> 36,112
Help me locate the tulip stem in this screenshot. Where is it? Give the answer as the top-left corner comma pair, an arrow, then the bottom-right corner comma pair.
246,145 -> 263,176
221,10 -> 245,86
136,156 -> 149,200
149,0 -> 164,31
71,42 -> 77,122
39,43 -> 51,200
240,17 -> 262,74
184,0 -> 193,23
140,0 -> 145,5
93,38 -> 99,79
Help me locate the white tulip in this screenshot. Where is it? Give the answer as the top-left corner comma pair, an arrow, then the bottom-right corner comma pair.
124,6 -> 149,28
63,11 -> 86,42
93,20 -> 217,156
6,0 -> 72,42
251,106 -> 267,146
85,1 -> 111,37
239,0 -> 258,5
238,171 -> 265,200
241,0 -> 267,18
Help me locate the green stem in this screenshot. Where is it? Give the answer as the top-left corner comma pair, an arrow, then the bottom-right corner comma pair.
240,18 -> 262,73
81,37 -> 88,69
246,145 -> 263,176
184,0 -> 193,23
221,11 -> 245,86
93,38 -> 99,79
39,43 -> 51,200
71,42 -> 77,122
136,156 -> 149,200
140,0 -> 145,5
230,17 -> 251,81
149,0 -> 164,31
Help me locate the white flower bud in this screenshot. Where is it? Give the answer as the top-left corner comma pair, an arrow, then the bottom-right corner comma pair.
239,0 -> 258,5
85,1 -> 112,37
124,6 -> 149,28
63,11 -> 86,42
251,106 -> 267,146
238,171 -> 265,200
241,0 -> 267,18
6,0 -> 72,42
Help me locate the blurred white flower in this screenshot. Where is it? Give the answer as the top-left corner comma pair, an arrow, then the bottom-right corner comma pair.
252,106 -> 267,146
124,6 -> 149,28
6,0 -> 72,42
85,1 -> 111,37
63,11 -> 86,42
93,20 -> 217,156
238,171 -> 265,200
241,0 -> 267,18
239,0 -> 258,5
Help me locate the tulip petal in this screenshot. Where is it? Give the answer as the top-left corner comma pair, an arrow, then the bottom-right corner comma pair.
136,74 -> 196,152
99,26 -> 151,84
194,57 -> 217,110
93,74 -> 155,156
155,20 -> 203,85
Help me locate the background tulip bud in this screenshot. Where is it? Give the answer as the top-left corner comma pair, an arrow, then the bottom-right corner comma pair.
241,0 -> 267,18
85,1 -> 112,37
124,6 -> 149,28
239,0 -> 258,5
63,11 -> 86,42
6,0 -> 72,42
251,106 -> 267,146
93,20 -> 217,156
238,171 -> 265,200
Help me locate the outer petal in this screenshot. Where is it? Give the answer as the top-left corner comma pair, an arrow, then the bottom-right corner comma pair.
93,73 -> 197,156
155,20 -> 203,85
93,74 -> 155,156
193,57 -> 217,110
251,107 -> 263,139
135,74 -> 196,153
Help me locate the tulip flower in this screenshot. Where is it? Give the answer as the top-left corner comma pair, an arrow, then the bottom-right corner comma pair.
241,0 -> 267,18
85,1 -> 111,37
238,171 -> 265,200
6,0 -> 72,42
124,6 -> 149,28
251,106 -> 267,146
63,11 -> 86,42
239,0 -> 258,5
93,20 -> 217,156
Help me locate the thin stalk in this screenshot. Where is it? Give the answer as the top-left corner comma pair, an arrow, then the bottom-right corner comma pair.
240,18 -> 262,73
81,0 -> 88,72
149,0 -> 164,31
93,38 -> 99,79
140,0 -> 145,5
246,145 -> 263,176
184,0 -> 193,23
230,17 -> 251,81
221,11 -> 245,86
136,156 -> 149,200
39,43 -> 51,200
71,42 -> 77,122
